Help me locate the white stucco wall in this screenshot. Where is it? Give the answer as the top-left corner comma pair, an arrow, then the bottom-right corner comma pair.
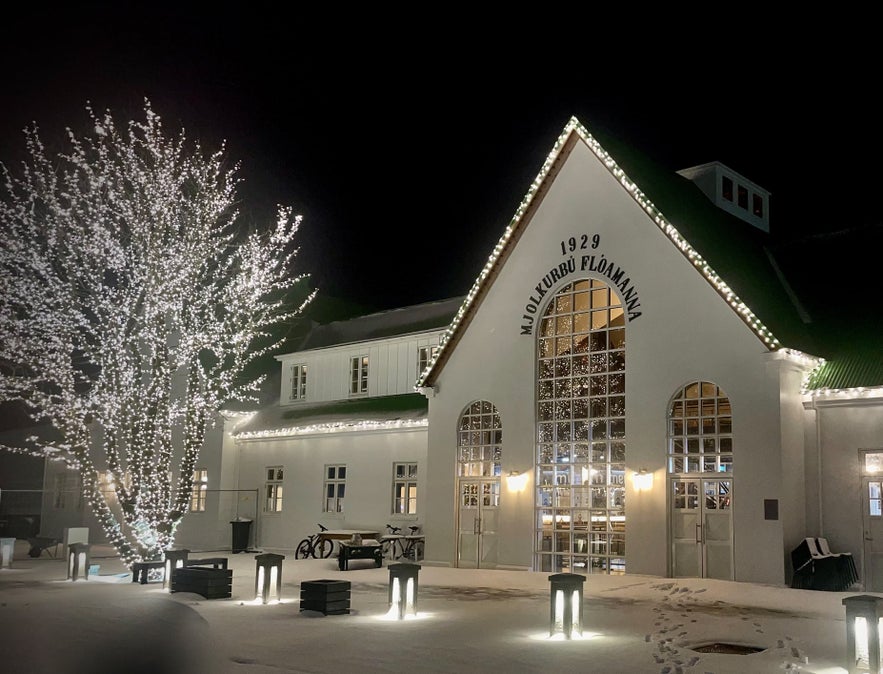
806,395 -> 883,582
233,428 -> 428,553
426,138 -> 788,583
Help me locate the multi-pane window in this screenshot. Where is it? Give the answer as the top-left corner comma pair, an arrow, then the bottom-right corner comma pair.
393,462 -> 418,514
289,364 -> 307,401
458,401 -> 502,477
350,356 -> 368,395
536,279 -> 625,576
667,381 -> 733,474
418,345 -> 439,378
265,466 -> 283,512
324,464 -> 346,513
190,469 -> 208,512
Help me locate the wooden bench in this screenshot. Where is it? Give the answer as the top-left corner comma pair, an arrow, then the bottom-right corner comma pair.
338,542 -> 382,570
131,560 -> 165,584
171,566 -> 233,599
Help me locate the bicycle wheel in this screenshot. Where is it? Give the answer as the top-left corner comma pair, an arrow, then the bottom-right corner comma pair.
315,538 -> 334,559
295,538 -> 312,559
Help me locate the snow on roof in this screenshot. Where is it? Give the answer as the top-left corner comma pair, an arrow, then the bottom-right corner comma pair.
294,297 -> 463,352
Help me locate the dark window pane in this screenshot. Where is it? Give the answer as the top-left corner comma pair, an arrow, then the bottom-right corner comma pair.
722,176 -> 733,201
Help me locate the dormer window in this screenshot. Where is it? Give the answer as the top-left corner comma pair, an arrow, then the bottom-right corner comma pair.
753,194 -> 763,218
350,355 -> 368,395
680,162 -> 771,233
289,364 -> 307,401
721,176 -> 733,202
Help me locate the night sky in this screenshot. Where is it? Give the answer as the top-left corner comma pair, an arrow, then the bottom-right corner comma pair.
2,9 -> 880,314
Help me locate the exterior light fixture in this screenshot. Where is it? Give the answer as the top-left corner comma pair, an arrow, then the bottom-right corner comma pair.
0,537 -> 14,568
843,594 -> 883,674
506,470 -> 529,492
67,542 -> 91,581
388,562 -> 421,619
632,468 -> 653,491
256,553 -> 285,604
549,573 -> 585,639
164,549 -> 190,591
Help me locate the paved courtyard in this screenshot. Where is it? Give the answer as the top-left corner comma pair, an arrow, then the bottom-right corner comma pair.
0,541 -> 856,673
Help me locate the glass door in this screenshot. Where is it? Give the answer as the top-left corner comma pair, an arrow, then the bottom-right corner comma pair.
862,455 -> 883,592
457,478 -> 499,569
670,477 -> 733,580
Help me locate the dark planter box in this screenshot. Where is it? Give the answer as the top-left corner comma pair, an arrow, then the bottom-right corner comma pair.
300,579 -> 351,614
172,566 -> 233,599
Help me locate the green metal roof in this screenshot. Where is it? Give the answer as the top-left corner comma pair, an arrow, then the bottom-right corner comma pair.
233,393 -> 428,437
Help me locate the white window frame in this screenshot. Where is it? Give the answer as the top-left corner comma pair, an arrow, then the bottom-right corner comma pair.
324,464 -> 346,513
350,355 -> 368,395
417,345 -> 439,378
393,462 -> 418,515
190,468 -> 208,512
289,363 -> 308,401
265,466 -> 284,513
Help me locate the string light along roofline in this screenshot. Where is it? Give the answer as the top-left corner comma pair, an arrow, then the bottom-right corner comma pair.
233,418 -> 428,441
416,116 -> 784,390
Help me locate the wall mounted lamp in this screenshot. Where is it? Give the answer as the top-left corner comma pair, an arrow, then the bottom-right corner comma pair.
506,470 -> 529,492
632,468 -> 653,491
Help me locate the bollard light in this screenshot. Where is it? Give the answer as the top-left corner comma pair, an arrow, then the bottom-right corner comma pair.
549,573 -> 586,639
843,594 -> 883,674
388,562 -> 421,619
0,537 -> 15,568
255,553 -> 285,604
164,549 -> 190,591
67,542 -> 91,581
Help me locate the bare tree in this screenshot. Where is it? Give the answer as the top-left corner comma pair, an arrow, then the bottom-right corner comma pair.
0,101 -> 312,564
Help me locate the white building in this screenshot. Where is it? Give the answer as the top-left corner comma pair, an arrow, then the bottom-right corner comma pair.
39,117 -> 883,590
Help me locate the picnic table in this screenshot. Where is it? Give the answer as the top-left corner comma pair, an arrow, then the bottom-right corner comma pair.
318,529 -> 379,555
27,537 -> 59,558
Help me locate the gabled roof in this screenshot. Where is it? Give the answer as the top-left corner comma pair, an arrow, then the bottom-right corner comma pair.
291,297 -> 463,353
419,117 -> 814,388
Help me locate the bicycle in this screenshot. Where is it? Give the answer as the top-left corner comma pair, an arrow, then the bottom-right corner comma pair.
401,525 -> 423,561
380,524 -> 404,560
295,523 -> 334,559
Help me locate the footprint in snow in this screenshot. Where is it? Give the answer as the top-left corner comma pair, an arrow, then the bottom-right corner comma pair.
777,640 -> 785,648
645,634 -> 652,642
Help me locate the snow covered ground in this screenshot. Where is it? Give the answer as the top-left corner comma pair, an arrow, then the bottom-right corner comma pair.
0,541 -> 857,673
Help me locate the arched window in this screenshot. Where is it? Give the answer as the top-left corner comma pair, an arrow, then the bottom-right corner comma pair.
457,401 -> 502,477
536,279 -> 625,575
667,381 -> 733,474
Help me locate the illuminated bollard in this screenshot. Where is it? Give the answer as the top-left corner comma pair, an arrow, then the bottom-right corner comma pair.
67,542 -> 91,581
255,553 -> 285,604
549,573 -> 585,639
164,549 -> 190,591
388,562 -> 421,619
843,595 -> 883,674
0,537 -> 15,568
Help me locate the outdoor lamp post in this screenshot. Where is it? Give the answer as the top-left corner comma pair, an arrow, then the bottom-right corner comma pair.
843,594 -> 883,674
388,562 -> 421,619
255,553 -> 285,604
549,573 -> 586,639
67,542 -> 91,581
164,549 -> 190,591
0,537 -> 15,568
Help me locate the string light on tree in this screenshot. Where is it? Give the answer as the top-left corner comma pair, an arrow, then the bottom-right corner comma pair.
0,101 -> 312,567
